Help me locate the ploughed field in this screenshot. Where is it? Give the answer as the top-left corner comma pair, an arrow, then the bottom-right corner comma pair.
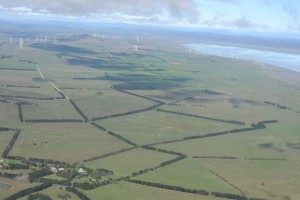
0,30 -> 300,200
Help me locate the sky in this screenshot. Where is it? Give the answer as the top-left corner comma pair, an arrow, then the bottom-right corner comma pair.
0,0 -> 299,33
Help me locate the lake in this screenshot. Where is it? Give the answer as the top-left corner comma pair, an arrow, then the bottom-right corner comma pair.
185,43 -> 300,73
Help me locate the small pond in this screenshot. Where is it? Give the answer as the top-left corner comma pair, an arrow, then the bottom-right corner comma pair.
0,183 -> 11,189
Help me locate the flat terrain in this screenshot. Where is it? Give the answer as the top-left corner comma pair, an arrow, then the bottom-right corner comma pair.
0,26 -> 300,200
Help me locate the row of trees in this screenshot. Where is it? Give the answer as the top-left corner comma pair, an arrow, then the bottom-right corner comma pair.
0,94 -> 55,100
66,187 -> 91,200
5,85 -> 40,88
54,88 -> 67,99
2,129 -> 21,158
193,156 -> 237,159
156,109 -> 245,125
83,147 -> 136,162
169,96 -> 193,105
69,99 -> 89,122
18,103 -> 24,122
91,102 -> 164,121
144,121 -> 275,148
25,119 -> 83,123
107,131 -> 138,147
0,67 -> 36,71
91,121 -> 138,147
209,170 -> 246,198
127,179 -> 209,196
116,89 -> 164,104
5,183 -> 52,200
264,101 -> 292,110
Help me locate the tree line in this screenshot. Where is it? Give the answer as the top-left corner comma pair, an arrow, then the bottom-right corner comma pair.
66,187 -> 91,200
54,88 -> 67,99
5,183 -> 52,200
127,179 -> 209,196
209,169 -> 246,198
90,122 -> 138,147
25,119 -> 83,123
18,103 -> 24,122
0,94 -> 56,100
5,85 -> 40,88
144,120 -> 277,147
0,67 -> 36,71
156,109 -> 246,125
91,102 -> 164,121
83,147 -> 137,162
116,89 -> 165,104
2,129 -> 21,158
69,99 -> 89,122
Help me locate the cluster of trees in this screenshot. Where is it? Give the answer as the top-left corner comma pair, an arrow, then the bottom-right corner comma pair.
28,169 -> 53,182
2,129 -> 21,158
69,99 -> 89,122
7,163 -> 29,169
83,147 -> 136,162
91,102 -> 164,122
27,193 -> 52,200
156,109 -> 245,125
25,119 -> 83,123
66,187 -> 90,200
18,103 -> 24,122
127,179 -> 209,196
5,183 -> 52,200
0,172 -> 21,179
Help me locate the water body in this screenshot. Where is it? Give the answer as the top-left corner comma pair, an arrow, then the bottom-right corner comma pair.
0,183 -> 11,189
185,44 -> 300,73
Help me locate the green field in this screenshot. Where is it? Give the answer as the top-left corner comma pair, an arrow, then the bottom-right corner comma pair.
10,123 -> 131,163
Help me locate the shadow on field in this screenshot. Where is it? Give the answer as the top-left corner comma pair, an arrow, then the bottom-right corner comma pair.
30,43 -> 96,54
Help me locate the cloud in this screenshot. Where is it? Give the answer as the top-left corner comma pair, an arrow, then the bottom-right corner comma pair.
209,0 -> 239,4
283,4 -> 299,24
0,0 -> 200,23
203,16 -> 270,30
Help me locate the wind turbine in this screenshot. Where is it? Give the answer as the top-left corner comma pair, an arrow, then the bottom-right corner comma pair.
134,45 -> 138,51
19,39 -> 24,49
9,37 -> 13,44
136,36 -> 139,43
231,52 -> 234,61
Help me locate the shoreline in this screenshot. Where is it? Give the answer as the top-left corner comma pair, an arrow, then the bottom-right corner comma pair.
185,43 -> 300,73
